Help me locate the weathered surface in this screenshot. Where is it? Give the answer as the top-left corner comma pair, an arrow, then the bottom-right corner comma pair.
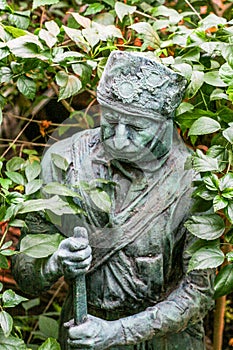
12,51 -> 214,350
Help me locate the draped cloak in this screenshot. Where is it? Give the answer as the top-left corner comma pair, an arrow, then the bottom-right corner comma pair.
12,127 -> 214,350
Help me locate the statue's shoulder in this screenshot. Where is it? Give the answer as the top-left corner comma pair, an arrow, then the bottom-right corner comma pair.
41,128 -> 100,182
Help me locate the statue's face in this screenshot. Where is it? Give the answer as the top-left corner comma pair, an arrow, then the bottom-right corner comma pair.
101,107 -> 171,163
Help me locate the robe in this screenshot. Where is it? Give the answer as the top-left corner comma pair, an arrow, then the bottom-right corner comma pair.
12,127 -> 214,350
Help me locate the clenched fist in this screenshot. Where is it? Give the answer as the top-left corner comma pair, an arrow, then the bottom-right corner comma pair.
46,227 -> 92,281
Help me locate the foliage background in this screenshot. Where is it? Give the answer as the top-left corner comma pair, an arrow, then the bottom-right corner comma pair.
0,0 -> 233,349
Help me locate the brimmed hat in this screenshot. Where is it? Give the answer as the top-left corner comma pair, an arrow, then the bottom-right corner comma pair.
97,51 -> 186,119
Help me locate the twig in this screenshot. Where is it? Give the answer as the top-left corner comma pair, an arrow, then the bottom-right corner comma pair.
83,98 -> 97,129
27,279 -> 66,345
0,139 -> 49,147
50,81 -> 75,114
135,10 -> 158,21
1,115 -> 35,158
184,0 -> 202,21
5,113 -> 82,127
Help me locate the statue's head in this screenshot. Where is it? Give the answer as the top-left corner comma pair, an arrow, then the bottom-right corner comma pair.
97,51 -> 186,164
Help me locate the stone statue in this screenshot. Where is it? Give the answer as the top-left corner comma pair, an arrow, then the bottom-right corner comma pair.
12,51 -> 214,350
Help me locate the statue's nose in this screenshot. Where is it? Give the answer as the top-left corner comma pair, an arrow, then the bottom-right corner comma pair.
114,123 -> 130,150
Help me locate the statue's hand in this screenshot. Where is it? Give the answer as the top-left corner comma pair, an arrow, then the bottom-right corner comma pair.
49,233 -> 92,280
65,315 -> 123,349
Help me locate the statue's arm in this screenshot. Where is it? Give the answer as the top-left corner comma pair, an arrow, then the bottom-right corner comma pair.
118,232 -> 215,345
11,213 -> 64,296
119,268 -> 214,345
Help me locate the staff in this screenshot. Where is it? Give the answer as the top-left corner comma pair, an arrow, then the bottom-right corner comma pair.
73,227 -> 89,325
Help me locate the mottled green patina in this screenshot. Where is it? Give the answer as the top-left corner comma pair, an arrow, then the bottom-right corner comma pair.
12,52 -> 214,350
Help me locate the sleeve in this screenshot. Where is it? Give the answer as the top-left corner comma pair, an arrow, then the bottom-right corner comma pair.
119,231 -> 215,345
11,212 -> 65,296
11,138 -> 73,296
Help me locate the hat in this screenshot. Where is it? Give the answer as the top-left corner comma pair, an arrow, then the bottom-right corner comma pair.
97,51 -> 187,119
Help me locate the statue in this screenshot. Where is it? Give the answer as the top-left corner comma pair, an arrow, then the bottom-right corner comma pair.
12,51 -> 214,350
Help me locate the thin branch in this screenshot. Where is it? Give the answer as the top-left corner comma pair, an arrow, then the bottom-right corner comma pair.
1,115 -> 35,158
184,0 -> 202,21
135,10 -> 158,22
50,81 -> 75,114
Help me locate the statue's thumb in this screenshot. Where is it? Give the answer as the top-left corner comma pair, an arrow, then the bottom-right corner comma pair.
73,226 -> 88,240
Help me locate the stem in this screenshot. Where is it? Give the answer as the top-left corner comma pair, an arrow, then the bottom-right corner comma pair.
1,115 -> 35,158
27,279 -> 65,344
213,295 -> 226,350
184,0 -> 202,21
0,223 -> 9,248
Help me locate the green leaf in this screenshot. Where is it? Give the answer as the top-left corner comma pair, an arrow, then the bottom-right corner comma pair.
5,171 -> 25,185
188,117 -> 221,136
203,71 -> 227,87
225,201 -> 233,224
219,62 -> 233,85
186,238 -> 219,255
4,26 -> 27,38
0,67 -> 12,84
192,149 -> 219,172
0,108 -> 2,126
58,74 -> 82,101
204,174 -> 219,191
0,0 -> 7,10
213,195 -> 228,212
22,298 -> 40,311
90,189 -> 111,213
8,11 -> 30,30
81,27 -> 100,48
0,254 -> 9,269
172,63 -> 192,81
39,20 -> 59,48
219,173 -> 233,192
188,246 -> 225,272
223,126 -> 233,144
43,182 -> 81,198
17,195 -> 77,216
214,264 -> 233,298
85,3 -> 105,16
192,184 -> 216,201
7,35 -> 44,59
184,214 -> 225,240
0,311 -> 13,337
210,88 -> 229,101
25,179 -> 43,195
72,63 -> 92,87
1,241 -> 13,250
38,338 -> 61,350
2,290 -> 28,308
17,76 -> 36,100
39,315 -> 59,339
51,153 -> 69,171
20,233 -> 64,258
0,332 -> 27,349
32,0 -> 59,9
130,22 -> 160,48
9,219 -> 26,228
175,102 -> 194,116
6,157 -> 25,172
185,71 -> 204,99
62,26 -> 89,53
199,13 -> 226,30
71,13 -> 91,29
25,161 -> 41,182
206,145 -> 228,172
39,29 -> 57,48
0,250 -> 16,256
115,2 -> 137,22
